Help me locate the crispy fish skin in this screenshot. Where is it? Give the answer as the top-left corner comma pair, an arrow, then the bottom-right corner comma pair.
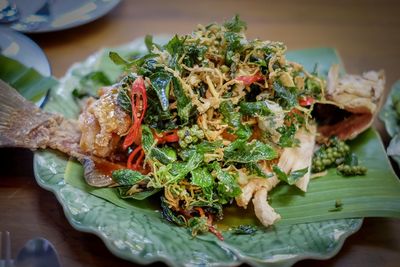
0,79 -> 131,158
78,87 -> 131,158
0,80 -> 123,187
0,79 -> 65,149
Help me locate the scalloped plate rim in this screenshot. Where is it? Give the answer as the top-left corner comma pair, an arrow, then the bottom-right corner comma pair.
32,157 -> 364,266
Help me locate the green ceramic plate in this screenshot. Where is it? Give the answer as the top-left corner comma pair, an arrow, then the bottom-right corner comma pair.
32,37 -> 400,266
379,80 -> 400,166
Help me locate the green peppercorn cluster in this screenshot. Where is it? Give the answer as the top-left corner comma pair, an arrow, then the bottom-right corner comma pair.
336,164 -> 367,176
312,138 -> 368,176
312,138 -> 350,173
177,125 -> 205,148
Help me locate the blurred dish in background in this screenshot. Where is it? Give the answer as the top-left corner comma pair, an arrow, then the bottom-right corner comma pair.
0,25 -> 56,106
0,25 -> 50,76
380,81 -> 400,167
0,0 -> 20,23
9,0 -> 120,33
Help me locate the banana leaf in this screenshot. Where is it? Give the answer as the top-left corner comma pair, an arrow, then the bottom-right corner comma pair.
0,54 -> 57,105
63,46 -> 400,226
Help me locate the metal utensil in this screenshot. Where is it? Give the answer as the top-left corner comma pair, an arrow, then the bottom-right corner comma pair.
14,238 -> 61,267
0,0 -> 19,23
0,231 -> 13,267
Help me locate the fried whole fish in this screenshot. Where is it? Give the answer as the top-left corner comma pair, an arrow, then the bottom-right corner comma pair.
0,63 -> 385,193
0,79 -> 125,187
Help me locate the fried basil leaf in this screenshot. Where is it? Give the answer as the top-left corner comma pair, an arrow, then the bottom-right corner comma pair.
118,186 -> 161,200
211,162 -> 241,204
224,140 -> 277,163
112,169 -> 147,186
277,124 -> 300,148
231,225 -> 257,235
150,71 -> 173,112
220,100 -> 241,127
273,81 -> 298,109
172,77 -> 192,124
273,165 -> 308,185
239,101 -> 272,117
161,197 -> 186,226
246,162 -> 273,179
190,167 -> 214,188
223,14 -> 247,33
72,71 -> 112,99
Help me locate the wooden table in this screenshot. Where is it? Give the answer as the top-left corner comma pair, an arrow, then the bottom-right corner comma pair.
1,1 -> 400,266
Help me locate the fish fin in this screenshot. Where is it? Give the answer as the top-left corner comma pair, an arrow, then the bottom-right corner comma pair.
0,79 -> 62,149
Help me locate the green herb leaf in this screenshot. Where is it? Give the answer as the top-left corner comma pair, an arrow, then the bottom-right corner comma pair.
223,15 -> 247,33
231,225 -> 257,235
112,169 -> 148,186
165,35 -> 186,56
180,141 -> 222,161
277,124 -> 300,148
273,81 -> 298,109
305,76 -> 322,96
246,162 -> 273,179
118,186 -> 161,200
273,165 -> 308,185
183,43 -> 208,67
290,167 -> 309,182
150,71 -> 172,112
328,199 -> 343,212
72,71 -> 112,99
144,35 -> 154,52
239,101 -> 272,117
220,100 -> 241,127
116,87 -> 132,115
141,125 -> 156,152
224,31 -> 243,65
172,77 -> 192,124
109,51 -> 130,66
155,151 -> 204,186
132,54 -> 158,70
235,125 -> 253,140
212,163 -> 241,204
188,216 -> 209,236
224,140 -> 277,163
141,126 -> 177,165
151,147 -> 177,165
161,197 -> 186,226
190,167 -> 214,188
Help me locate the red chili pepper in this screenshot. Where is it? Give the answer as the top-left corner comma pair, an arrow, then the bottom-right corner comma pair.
127,145 -> 148,172
133,148 -> 145,170
127,145 -> 143,170
236,73 -> 264,86
298,96 -> 314,106
162,130 -> 179,143
154,129 -> 179,144
123,77 -> 148,150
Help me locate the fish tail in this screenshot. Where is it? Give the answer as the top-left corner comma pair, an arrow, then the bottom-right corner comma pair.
0,79 -> 62,149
